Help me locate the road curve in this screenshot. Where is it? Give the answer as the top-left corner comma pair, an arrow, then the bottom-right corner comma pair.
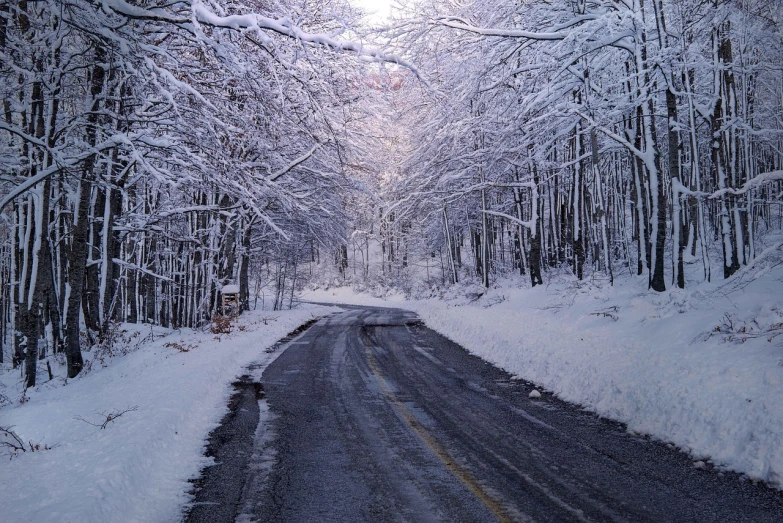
207,306 -> 783,522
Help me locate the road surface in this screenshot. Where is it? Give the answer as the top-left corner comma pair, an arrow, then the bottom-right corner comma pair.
187,306 -> 783,522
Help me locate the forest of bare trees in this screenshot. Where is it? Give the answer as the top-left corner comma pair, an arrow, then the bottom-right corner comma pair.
3,0 -> 783,389
0,0 -> 411,387
371,0 -> 783,294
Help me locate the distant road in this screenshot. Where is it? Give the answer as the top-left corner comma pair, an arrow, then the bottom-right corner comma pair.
190,305 -> 783,522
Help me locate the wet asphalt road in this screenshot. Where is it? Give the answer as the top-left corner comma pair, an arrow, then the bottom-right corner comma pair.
187,306 -> 783,522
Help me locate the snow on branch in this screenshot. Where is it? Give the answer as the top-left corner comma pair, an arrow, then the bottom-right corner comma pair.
672,171 -> 783,200
144,58 -> 217,111
484,210 -> 536,231
437,17 -> 572,40
0,120 -> 49,149
573,109 -> 655,172
268,145 -> 319,181
112,260 -> 175,282
710,171 -> 783,198
0,133 -> 141,211
103,0 -> 426,82
100,0 -> 187,24
196,3 -> 427,80
483,182 -> 539,238
436,15 -> 634,53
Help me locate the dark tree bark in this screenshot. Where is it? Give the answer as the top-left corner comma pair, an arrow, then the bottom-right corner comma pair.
239,220 -> 251,312
83,184 -> 103,333
654,0 -> 686,289
667,87 -> 687,289
711,17 -> 741,279
22,53 -> 53,387
529,164 -> 544,287
573,123 -> 585,280
648,97 -> 668,293
65,45 -> 107,378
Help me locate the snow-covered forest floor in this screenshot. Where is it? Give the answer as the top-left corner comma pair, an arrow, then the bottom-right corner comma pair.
304,240 -> 783,490
0,304 -> 336,522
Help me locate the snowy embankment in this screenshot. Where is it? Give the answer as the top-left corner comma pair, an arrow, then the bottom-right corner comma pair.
0,305 -> 336,523
304,245 -> 783,488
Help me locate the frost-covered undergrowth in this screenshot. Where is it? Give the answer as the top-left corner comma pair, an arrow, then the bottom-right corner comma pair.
305,243 -> 783,488
0,305 -> 336,523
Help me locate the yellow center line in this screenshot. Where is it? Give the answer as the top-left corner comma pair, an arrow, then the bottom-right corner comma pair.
361,330 -> 518,523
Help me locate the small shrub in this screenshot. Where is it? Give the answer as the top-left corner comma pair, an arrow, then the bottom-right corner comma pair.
84,321 -> 143,373
210,315 -> 233,335
1,426 -> 54,459
164,341 -> 197,353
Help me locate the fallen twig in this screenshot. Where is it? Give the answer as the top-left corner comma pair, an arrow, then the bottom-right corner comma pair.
75,406 -> 139,429
0,426 -> 25,453
589,306 -> 619,321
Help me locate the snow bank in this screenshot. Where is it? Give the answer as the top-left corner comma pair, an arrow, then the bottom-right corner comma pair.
409,273 -> 783,487
303,285 -> 408,307
0,305 -> 336,523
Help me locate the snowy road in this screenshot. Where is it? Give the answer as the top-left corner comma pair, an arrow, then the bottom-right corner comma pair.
189,306 -> 783,522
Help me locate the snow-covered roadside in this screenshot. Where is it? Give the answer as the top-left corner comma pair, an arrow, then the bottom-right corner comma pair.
303,285 -> 408,308
303,252 -> 783,488
0,304 -> 337,523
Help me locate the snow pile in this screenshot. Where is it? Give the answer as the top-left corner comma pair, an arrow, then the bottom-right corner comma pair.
0,305 -> 336,522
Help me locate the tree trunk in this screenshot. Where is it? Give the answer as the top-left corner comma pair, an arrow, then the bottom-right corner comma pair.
65,45 -> 106,378
239,220 -> 251,312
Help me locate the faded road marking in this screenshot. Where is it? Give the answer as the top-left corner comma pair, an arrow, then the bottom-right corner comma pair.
361,330 -> 521,523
